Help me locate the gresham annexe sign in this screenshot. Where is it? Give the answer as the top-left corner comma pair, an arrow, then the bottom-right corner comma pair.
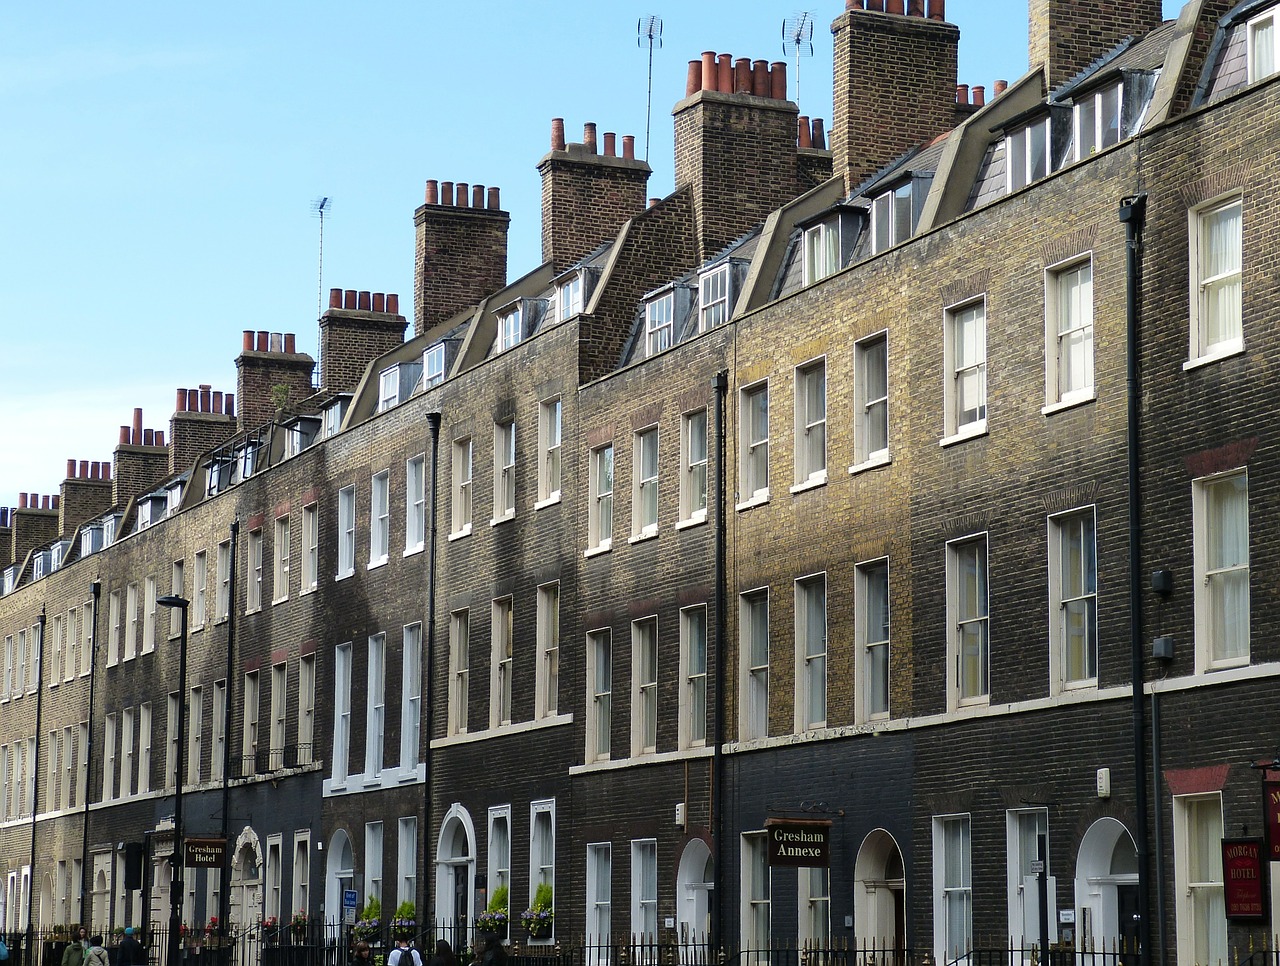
765,819 -> 831,868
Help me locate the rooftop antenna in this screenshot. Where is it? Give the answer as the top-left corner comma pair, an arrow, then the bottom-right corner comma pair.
311,196 -> 331,387
637,15 -> 663,162
782,12 -> 814,107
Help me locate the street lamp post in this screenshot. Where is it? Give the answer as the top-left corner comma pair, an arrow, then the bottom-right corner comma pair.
157,595 -> 190,966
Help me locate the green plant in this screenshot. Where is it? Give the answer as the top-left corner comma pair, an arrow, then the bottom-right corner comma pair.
390,901 -> 416,937
521,883 -> 553,936
271,383 -> 291,413
486,885 -> 508,915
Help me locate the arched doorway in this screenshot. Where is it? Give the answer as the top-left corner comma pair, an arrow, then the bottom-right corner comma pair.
93,869 -> 110,929
434,805 -> 476,948
1075,818 -> 1139,961
39,873 -> 54,928
675,839 -> 713,948
229,828 -> 263,928
325,830 -> 355,926
853,829 -> 906,966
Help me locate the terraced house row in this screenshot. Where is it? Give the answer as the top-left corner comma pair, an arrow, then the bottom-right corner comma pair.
4,2 -> 1280,966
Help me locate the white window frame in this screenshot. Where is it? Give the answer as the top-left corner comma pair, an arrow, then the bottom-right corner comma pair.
188,687 -> 204,784
397,816 -> 418,908
1073,81 -> 1123,161
297,658 -> 314,764
631,838 -> 658,941
193,551 -> 208,627
794,574 -> 827,732
631,617 -> 658,757
269,663 -> 286,769
586,628 -> 612,762
424,343 -> 446,388
377,367 -> 399,412
947,534 -> 990,709
853,332 -> 889,469
144,577 -> 158,653
799,867 -> 830,948
406,455 -> 426,554
1006,808 -> 1052,953
679,605 -> 708,750
855,558 -> 891,722
125,583 -> 138,660
273,516 -> 290,603
1045,256 -> 1094,409
245,529 -> 263,613
137,704 -> 150,794
1005,118 -> 1050,193
741,832 -> 771,951
932,814 -> 972,965
451,437 -> 473,538
944,298 -> 987,442
120,708 -> 135,797
366,633 -> 385,777
1193,470 -> 1250,671
499,306 -> 522,352
699,264 -> 732,331
1048,508 -> 1098,692
680,409 -> 709,524
536,583 -> 560,719
740,589 -> 769,741
871,183 -> 912,254
645,293 -> 675,356
365,822 -> 384,905
301,504 -> 318,592
739,381 -> 770,506
803,219 -> 839,285
538,398 -> 563,505
216,541 -> 231,620
488,806 -> 512,916
1172,793 -> 1226,966
632,427 -> 659,538
369,470 -> 390,566
401,623 -> 422,770
793,358 -> 827,488
212,681 -> 226,781
242,670 -> 259,776
588,443 -> 614,552
493,421 -> 516,522
529,800 -> 556,940
1187,196 -> 1243,365
558,274 -> 583,321
586,843 -> 612,947
449,611 -> 470,735
337,486 -> 356,578
332,643 -> 352,786
491,597 -> 513,728
1249,9 -> 1278,81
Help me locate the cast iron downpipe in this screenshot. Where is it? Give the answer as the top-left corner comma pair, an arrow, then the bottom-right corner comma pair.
710,370 -> 729,953
219,518 -> 239,936
424,412 -> 442,922
26,609 -> 47,947
81,580 -> 102,919
1119,192 -> 1151,966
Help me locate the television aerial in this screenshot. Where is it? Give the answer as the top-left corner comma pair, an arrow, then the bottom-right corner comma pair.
782,12 -> 814,107
311,196 -> 332,377
637,15 -> 663,162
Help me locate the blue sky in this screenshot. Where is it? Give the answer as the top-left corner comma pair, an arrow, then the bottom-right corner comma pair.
0,1 -> 1181,507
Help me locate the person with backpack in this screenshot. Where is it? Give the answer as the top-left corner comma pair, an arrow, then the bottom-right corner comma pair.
387,936 -> 422,966
86,937 -> 109,966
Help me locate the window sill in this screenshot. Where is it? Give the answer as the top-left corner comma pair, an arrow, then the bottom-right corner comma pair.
335,570 -> 354,582
789,473 -> 828,495
490,512 -> 516,527
191,623 -> 205,633
1204,654 -> 1250,673
301,585 -> 317,597
735,491 -> 770,512
940,422 -> 988,448
628,529 -> 659,545
245,607 -> 262,617
403,543 -> 424,558
675,514 -> 708,532
584,542 -> 612,559
849,452 -> 891,475
1041,392 -> 1095,416
448,526 -> 472,542
534,494 -> 562,511
272,596 -> 288,606
1184,341 -> 1245,371
366,557 -> 388,571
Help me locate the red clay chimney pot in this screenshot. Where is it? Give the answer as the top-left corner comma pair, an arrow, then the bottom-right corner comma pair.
603,132 -> 616,157
67,459 -> 76,479
770,62 -> 787,100
52,495 -> 60,510
373,293 -> 386,313
908,0 -> 925,14
928,0 -> 945,20
718,54 -> 733,94
798,116 -> 812,148
212,391 -> 222,413
472,185 -> 485,208
256,330 -> 269,351
752,60 -> 769,97
583,122 -> 597,153
119,426 -> 130,445
456,182 -> 469,207
284,333 -> 296,353
994,79 -> 1008,95
176,389 -> 187,412
622,136 -> 635,160
242,330 -> 254,352
425,180 -> 439,205
225,393 -> 235,417
887,0 -> 905,14
551,118 -> 566,151
344,289 -> 357,309
358,291 -> 372,310
80,459 -> 90,478
701,52 -> 718,91
133,407 -> 143,442
440,182 -> 454,207
487,186 -> 501,210
156,431 -> 165,447
972,85 -> 985,106
686,60 -> 701,97
812,117 -> 826,149
18,493 -> 27,510
143,429 -> 154,446
387,294 -> 399,315
329,288 -> 342,308
956,83 -> 969,105
734,58 -> 753,94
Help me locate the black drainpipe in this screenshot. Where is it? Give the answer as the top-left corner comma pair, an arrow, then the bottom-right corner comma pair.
81,580 -> 102,921
1119,192 -> 1151,966
710,370 -> 729,955
424,412 -> 442,924
219,518 -> 239,935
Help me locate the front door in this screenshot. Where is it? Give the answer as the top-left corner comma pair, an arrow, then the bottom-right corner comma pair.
453,866 -> 468,945
1117,885 -> 1140,966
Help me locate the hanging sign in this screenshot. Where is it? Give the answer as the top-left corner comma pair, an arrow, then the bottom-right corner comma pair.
764,819 -> 831,868
185,837 -> 227,869
1264,781 -> 1280,861
1222,838 -> 1266,920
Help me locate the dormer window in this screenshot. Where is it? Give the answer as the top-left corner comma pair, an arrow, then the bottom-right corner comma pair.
499,305 -> 523,351
378,360 -> 424,412
1074,82 -> 1122,161
699,264 -> 733,332
1249,10 -> 1278,82
81,526 -> 103,557
33,551 -> 47,580
323,397 -> 349,438
165,483 -> 183,517
871,184 -> 914,255
803,219 -> 841,284
2,567 -> 15,595
646,293 -> 675,356
103,515 -> 117,546
138,494 -> 167,530
424,344 -> 446,388
558,275 -> 584,321
285,416 -> 321,458
1006,117 -> 1050,192
51,541 -> 69,572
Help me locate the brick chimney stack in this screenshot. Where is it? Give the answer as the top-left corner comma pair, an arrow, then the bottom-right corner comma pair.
0,508 -> 13,568
539,120 -> 652,274
673,53 -> 825,262
414,181 -> 510,337
831,1 -> 960,193
60,460 -> 114,539
11,493 -> 60,568
235,331 -> 316,431
170,384 -> 238,474
1029,0 -> 1163,91
318,291 -> 407,395
112,408 -> 169,508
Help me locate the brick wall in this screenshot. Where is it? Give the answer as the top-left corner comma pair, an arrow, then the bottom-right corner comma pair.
1029,0 -> 1164,91
236,331 -> 316,431
60,465 -> 113,539
414,188 -> 509,338
318,298 -> 406,397
170,387 -> 238,474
